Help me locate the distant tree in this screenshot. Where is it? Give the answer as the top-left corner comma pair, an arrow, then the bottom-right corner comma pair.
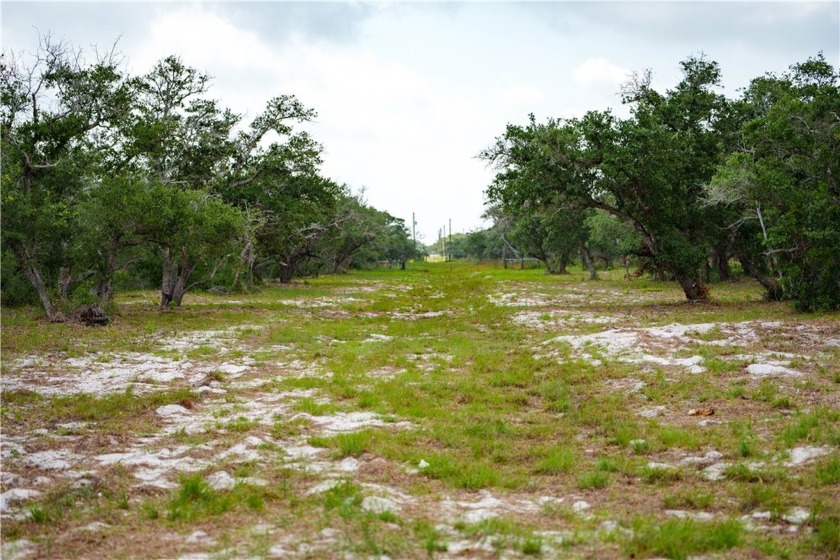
369,215 -> 419,269
322,188 -> 392,273
461,228 -> 504,260
585,208 -> 640,272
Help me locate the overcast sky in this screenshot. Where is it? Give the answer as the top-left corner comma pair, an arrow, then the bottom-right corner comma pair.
4,1 -> 838,242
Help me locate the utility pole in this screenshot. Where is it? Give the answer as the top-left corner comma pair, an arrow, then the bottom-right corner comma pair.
412,212 -> 416,255
448,219 -> 452,261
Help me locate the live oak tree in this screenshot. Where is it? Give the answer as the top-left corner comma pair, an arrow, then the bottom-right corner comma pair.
1,38 -> 133,320
483,56 -> 731,301
124,56 -> 246,307
706,54 -> 840,310
378,216 -> 419,270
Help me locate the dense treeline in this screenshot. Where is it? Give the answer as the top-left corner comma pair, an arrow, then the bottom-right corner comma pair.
480,54 -> 840,310
1,39 -> 420,320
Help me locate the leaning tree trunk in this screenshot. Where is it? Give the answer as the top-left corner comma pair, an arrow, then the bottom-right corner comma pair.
278,262 -> 295,284
16,242 -> 60,322
95,241 -> 119,305
169,249 -> 197,307
232,241 -> 256,291
58,265 -> 74,301
580,241 -> 597,280
675,272 -> 709,301
160,247 -> 196,308
736,254 -> 784,301
96,276 -> 115,306
556,255 -> 568,274
160,247 -> 178,308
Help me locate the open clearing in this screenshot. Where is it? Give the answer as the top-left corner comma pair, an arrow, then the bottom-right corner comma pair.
2,263 -> 839,559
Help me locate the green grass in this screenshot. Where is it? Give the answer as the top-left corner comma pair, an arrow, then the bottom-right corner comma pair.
310,430 -> 376,458
624,518 -> 743,559
814,456 -> 840,485
2,262 -> 838,558
455,517 -> 543,555
166,474 -> 271,523
781,407 -> 840,447
36,386 -> 197,433
578,471 -> 610,489
535,446 -> 576,475
663,490 -> 715,510
640,464 -> 682,485
223,416 -> 259,432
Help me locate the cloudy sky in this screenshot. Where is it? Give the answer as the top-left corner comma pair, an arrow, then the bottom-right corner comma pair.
4,1 -> 838,241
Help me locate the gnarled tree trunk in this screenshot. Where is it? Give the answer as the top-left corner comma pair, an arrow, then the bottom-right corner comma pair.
580,241 -> 597,280
15,241 -> 61,322
675,272 -> 709,301
160,247 -> 197,308
736,254 -> 784,301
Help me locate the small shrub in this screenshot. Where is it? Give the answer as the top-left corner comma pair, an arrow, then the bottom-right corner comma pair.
520,535 -> 542,555
535,447 -> 576,475
335,431 -> 373,458
578,471 -> 610,489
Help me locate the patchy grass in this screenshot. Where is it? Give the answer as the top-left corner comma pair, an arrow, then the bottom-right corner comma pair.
624,517 -> 743,559
2,262 -> 838,558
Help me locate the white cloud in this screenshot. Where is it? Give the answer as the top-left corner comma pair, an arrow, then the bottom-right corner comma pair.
500,85 -> 546,105
573,57 -> 630,89
6,1 -> 833,240
130,4 -> 491,238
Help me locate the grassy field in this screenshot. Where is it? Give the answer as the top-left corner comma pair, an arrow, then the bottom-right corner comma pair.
2,262 -> 839,559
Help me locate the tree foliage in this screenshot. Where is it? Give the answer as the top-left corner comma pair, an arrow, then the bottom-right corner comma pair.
482,54 -> 839,309
1,39 -> 414,319
705,54 -> 840,310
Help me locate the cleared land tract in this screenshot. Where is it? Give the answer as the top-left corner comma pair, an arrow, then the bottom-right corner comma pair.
2,264 -> 839,559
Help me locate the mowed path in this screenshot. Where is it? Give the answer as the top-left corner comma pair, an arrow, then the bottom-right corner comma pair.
2,263 -> 839,559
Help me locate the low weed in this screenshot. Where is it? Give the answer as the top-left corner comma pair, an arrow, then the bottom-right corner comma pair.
46,386 -> 196,430
724,463 -> 787,484
335,431 -> 374,458
578,471 -> 610,489
292,397 -> 336,416
814,456 -> 840,485
641,465 -> 682,485
536,380 -> 573,413
412,520 -> 448,555
166,474 -> 269,523
167,475 -> 231,522
322,480 -> 362,519
624,517 -> 742,559
595,457 -> 620,473
781,407 -> 840,447
810,501 -> 840,557
664,490 -> 715,510
223,416 -> 258,433
535,447 -> 576,475
309,430 -> 375,458
456,517 -> 541,555
737,484 -> 789,514
658,426 -> 701,451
